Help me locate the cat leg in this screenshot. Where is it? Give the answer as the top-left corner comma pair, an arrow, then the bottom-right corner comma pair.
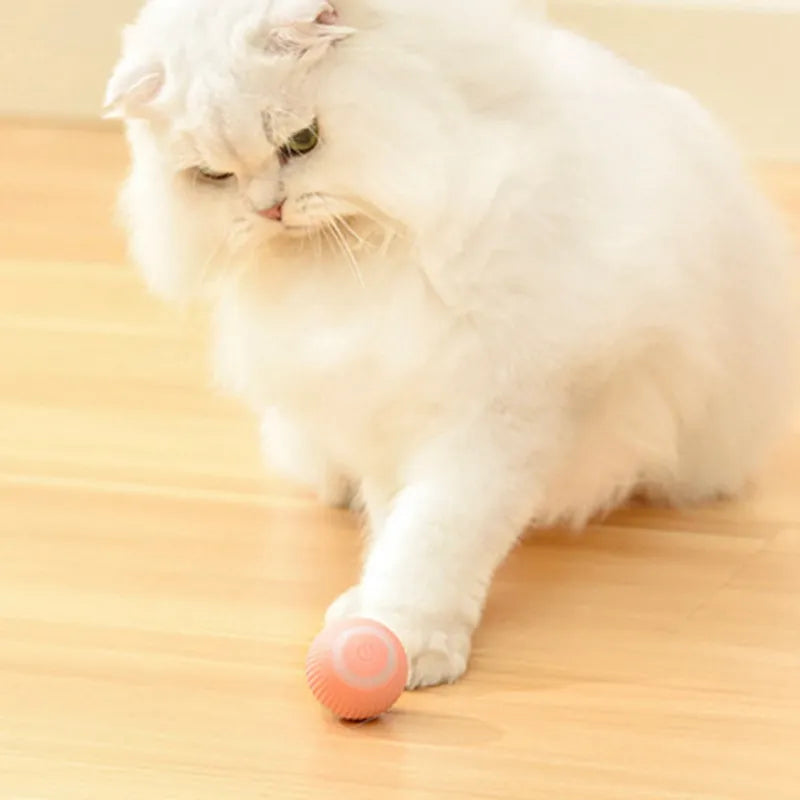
259,409 -> 356,508
326,420 -> 546,688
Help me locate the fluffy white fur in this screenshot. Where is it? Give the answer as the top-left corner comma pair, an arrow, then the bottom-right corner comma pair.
108,0 -> 797,688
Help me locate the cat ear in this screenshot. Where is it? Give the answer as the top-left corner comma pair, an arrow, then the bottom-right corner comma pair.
103,59 -> 164,119
262,3 -> 354,61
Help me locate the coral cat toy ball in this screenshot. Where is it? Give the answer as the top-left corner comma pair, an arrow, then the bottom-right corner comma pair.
306,618 -> 408,721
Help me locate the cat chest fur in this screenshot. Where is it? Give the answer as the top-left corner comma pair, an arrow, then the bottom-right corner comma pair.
211,261 -> 470,473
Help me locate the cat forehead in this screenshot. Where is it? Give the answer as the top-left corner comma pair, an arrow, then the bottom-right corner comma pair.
128,0 -> 344,62
109,0 -> 350,125
166,36 -> 318,135
133,0 -> 321,39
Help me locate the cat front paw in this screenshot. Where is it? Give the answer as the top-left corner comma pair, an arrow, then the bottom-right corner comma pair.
395,621 -> 471,689
324,587 -> 472,688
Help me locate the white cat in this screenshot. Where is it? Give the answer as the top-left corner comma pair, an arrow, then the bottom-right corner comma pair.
106,0 -> 797,688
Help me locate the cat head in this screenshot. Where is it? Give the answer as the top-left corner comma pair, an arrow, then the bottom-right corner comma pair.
105,0 -> 470,299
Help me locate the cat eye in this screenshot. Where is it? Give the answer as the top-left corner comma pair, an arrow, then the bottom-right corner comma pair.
279,120 -> 319,162
196,166 -> 235,182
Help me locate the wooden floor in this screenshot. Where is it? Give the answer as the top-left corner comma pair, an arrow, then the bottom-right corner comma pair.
1,121 -> 799,800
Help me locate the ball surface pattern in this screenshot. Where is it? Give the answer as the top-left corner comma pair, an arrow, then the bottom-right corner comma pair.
306,618 -> 408,720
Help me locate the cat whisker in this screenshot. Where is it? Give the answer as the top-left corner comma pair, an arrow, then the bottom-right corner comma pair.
324,217 -> 366,288
314,221 -> 323,261
319,221 -> 339,265
332,212 -> 369,252
337,196 -> 402,255
197,226 -> 237,284
317,197 -> 369,288
195,215 -> 256,290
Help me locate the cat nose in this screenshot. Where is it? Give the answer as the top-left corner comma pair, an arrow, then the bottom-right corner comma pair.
258,201 -> 284,221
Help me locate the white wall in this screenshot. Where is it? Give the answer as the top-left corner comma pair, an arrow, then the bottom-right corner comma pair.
0,0 -> 798,159
549,1 -> 800,160
0,0 -> 140,120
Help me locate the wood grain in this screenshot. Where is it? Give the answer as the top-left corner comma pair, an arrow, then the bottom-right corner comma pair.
1,121 -> 799,800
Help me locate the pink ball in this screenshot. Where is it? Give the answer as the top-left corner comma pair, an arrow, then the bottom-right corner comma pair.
305,618 -> 408,721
